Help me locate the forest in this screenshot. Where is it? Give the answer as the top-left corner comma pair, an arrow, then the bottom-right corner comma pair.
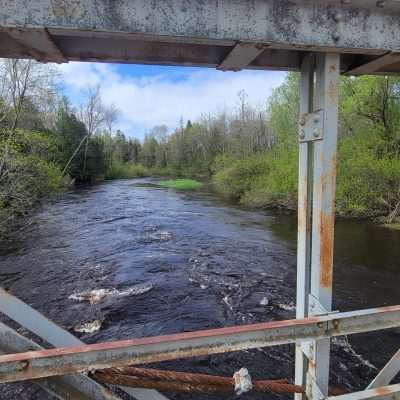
0,59 -> 400,236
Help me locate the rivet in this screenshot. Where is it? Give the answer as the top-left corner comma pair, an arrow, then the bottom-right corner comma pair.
332,31 -> 340,41
313,116 -> 320,124
333,320 -> 340,329
333,12 -> 342,22
299,130 -> 305,139
299,116 -> 306,126
376,0 -> 386,8
313,129 -> 320,138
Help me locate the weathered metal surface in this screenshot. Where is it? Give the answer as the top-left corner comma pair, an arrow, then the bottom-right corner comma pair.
4,28 -> 66,63
308,52 -> 340,398
367,349 -> 400,390
95,368 -> 304,394
295,53 -> 314,400
0,306 -> 399,383
327,384 -> 400,400
0,1 -> 400,72
346,51 -> 400,76
0,287 -> 169,400
0,322 -> 121,400
298,109 -> 324,143
217,42 -> 268,71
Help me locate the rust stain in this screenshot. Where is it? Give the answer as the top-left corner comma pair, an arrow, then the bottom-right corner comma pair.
320,211 -> 334,288
298,175 -> 308,233
373,386 -> 395,397
327,80 -> 338,104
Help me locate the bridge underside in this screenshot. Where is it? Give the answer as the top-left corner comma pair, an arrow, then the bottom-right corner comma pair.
1,0 -> 400,75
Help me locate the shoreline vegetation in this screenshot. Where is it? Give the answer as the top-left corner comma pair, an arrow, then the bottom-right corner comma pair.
1,59 -> 400,237
158,179 -> 204,190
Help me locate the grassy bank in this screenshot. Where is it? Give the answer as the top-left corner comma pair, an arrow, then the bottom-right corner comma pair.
158,179 -> 203,190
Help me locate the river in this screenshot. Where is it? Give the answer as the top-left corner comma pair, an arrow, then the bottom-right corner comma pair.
0,178 -> 399,399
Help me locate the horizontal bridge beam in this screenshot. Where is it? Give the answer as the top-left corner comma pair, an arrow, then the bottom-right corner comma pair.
0,305 -> 399,384
1,1 -> 400,72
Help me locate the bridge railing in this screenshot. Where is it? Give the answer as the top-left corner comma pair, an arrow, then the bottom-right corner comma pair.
0,286 -> 399,399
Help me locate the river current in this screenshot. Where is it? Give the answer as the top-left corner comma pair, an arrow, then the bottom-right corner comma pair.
0,179 -> 399,399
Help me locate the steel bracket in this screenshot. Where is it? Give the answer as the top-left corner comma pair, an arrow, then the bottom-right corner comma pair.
307,373 -> 326,400
298,109 -> 324,142
309,294 -> 339,316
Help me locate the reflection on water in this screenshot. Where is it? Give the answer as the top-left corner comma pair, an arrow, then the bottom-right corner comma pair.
0,178 -> 399,399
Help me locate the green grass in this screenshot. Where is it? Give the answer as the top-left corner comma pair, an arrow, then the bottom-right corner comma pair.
158,179 -> 203,190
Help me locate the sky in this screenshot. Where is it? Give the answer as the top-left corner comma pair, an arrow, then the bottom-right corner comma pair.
59,62 -> 286,139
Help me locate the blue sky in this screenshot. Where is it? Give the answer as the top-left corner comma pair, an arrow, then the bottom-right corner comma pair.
59,62 -> 286,139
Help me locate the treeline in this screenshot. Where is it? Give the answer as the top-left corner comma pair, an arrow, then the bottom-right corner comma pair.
1,58 -> 400,234
0,59 -> 145,234
134,76 -> 400,222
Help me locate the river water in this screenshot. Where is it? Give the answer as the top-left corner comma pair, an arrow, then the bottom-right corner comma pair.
0,179 -> 399,399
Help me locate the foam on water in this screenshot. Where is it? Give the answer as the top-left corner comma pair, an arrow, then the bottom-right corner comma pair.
74,320 -> 102,333
69,282 -> 153,304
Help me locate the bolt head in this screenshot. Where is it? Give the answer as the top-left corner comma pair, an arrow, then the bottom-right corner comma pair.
299,130 -> 305,139
332,31 -> 340,41
334,12 -> 342,22
313,116 -> 320,124
313,129 -> 320,138
299,116 -> 306,126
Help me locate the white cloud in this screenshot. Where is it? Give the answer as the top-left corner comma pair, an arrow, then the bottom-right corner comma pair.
59,62 -> 286,138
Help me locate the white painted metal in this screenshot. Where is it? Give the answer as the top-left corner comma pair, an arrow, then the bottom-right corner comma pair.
295,53 -> 314,400
0,287 -> 169,400
299,109 -> 324,143
0,322 -> 121,400
367,349 -> 400,389
327,384 -> 400,400
308,52 -> 340,399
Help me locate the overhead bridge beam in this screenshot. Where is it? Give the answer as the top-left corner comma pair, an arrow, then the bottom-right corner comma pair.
217,42 -> 268,72
0,305 -> 399,384
1,0 -> 400,72
346,51 -> 400,75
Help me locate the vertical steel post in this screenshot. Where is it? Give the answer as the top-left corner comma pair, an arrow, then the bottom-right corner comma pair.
295,53 -> 314,400
295,52 -> 340,400
309,52 -> 340,398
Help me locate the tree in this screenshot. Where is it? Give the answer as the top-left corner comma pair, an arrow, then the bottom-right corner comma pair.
79,84 -> 105,174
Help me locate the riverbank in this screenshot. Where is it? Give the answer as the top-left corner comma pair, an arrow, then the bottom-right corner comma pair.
1,178 -> 399,400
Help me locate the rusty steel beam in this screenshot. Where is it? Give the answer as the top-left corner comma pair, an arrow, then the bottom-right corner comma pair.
0,306 -> 399,384
217,42 -> 268,71
3,27 -> 66,63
